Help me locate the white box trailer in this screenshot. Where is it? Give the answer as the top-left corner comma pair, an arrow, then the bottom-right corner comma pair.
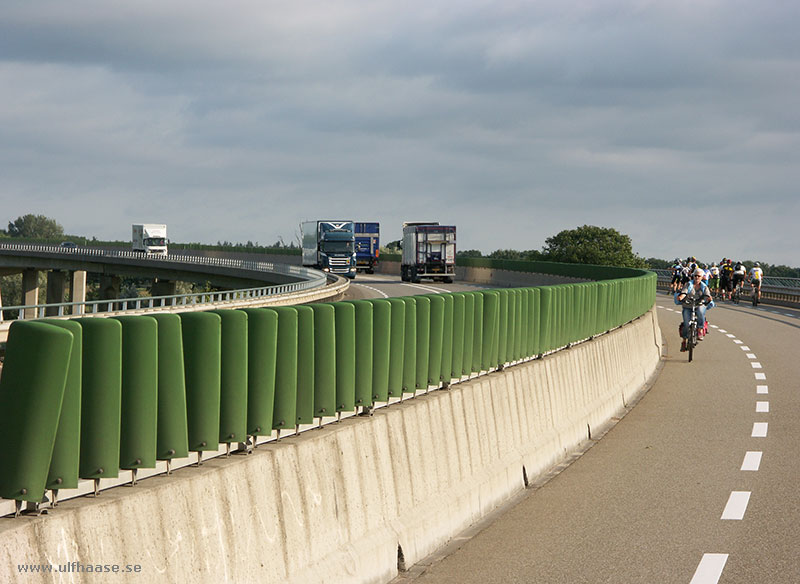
132,224 -> 168,255
400,221 -> 456,283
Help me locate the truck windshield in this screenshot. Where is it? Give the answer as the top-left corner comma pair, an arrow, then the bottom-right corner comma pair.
144,238 -> 166,246
322,241 -> 353,253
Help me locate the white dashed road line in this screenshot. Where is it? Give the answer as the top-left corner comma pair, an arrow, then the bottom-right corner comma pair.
752,422 -> 769,438
690,554 -> 728,584
741,452 -> 762,471
721,491 -> 751,520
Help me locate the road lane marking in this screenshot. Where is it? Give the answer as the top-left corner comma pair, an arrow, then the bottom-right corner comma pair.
734,340 -> 743,344
745,353 -> 756,359
352,284 -> 390,298
690,554 -> 728,584
756,401 -> 769,413
752,422 -> 768,437
721,491 -> 751,520
751,362 -> 762,369
740,346 -> 750,351
756,385 -> 768,394
717,328 -> 726,333
726,334 -> 736,338
401,283 -> 452,294
741,451 -> 762,471
711,324 -> 719,329
755,372 -> 766,380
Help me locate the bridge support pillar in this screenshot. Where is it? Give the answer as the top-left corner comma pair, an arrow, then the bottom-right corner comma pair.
22,269 -> 40,319
100,275 -> 121,311
45,270 -> 67,316
151,278 -> 177,306
70,270 -> 87,315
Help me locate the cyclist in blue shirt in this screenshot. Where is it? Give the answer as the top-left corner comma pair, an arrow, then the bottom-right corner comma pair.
676,268 -> 713,352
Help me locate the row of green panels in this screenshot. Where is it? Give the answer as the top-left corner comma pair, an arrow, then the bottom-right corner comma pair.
0,277 -> 655,503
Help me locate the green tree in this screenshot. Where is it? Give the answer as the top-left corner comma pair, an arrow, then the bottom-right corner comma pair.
7,214 -> 64,239
542,225 -> 647,268
457,249 -> 483,258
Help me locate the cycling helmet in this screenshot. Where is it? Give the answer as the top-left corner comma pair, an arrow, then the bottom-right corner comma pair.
712,262 -> 717,267
754,262 -> 760,266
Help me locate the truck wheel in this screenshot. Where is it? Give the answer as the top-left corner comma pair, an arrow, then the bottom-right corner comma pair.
443,277 -> 453,284
401,266 -> 408,281
411,267 -> 421,283
367,268 -> 374,274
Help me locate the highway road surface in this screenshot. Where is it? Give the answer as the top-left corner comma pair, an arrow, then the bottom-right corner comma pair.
388,291 -> 800,584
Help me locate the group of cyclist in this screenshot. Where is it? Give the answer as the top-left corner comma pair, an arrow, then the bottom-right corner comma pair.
670,257 -> 764,303
670,256 -> 765,352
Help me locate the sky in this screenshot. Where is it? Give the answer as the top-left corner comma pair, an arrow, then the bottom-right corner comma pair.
1,1 -> 799,266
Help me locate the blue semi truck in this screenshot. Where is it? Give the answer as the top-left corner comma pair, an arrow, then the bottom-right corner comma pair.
301,220 -> 357,279
354,222 -> 380,273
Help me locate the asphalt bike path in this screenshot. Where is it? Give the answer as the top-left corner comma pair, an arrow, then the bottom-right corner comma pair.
389,292 -> 800,584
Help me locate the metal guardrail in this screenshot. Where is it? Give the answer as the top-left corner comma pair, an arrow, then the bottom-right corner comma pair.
0,243 -> 327,321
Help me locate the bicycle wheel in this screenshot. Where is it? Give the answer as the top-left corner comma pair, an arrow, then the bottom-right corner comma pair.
688,322 -> 696,362
752,291 -> 757,307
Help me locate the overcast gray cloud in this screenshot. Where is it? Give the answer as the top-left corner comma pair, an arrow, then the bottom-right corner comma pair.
1,0 -> 799,265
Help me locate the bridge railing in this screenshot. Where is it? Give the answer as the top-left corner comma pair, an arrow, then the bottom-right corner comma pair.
0,259 -> 655,516
651,268 -> 800,304
0,242 -> 326,321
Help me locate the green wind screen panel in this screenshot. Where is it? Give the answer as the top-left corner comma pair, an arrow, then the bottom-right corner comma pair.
401,297 -> 417,393
112,316 -> 158,471
309,304 -> 335,417
450,293 -> 465,380
471,292 -> 484,374
538,287 -> 553,354
529,288 -> 541,357
238,308 -> 278,436
461,293 -> 474,377
180,312 -> 221,452
492,288 -> 514,367
371,299 -> 391,402
333,302 -> 356,411
414,295 -> 431,390
387,298 -> 406,398
346,300 -> 374,407
0,321 -> 73,503
75,317 -> 122,480
423,295 -> 444,387
207,310 -> 248,444
149,314 -> 189,461
513,289 -> 524,361
296,306 -> 315,425
481,291 -> 498,372
271,307 -> 298,429
440,294 -> 454,385
41,320 -> 82,492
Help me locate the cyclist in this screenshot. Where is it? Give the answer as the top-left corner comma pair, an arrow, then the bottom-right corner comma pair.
748,262 -> 764,303
732,260 -> 747,299
670,258 -> 683,293
676,268 -> 713,352
719,259 -> 732,300
708,262 -> 720,298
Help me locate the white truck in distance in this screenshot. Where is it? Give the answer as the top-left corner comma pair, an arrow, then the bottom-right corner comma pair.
132,224 -> 168,255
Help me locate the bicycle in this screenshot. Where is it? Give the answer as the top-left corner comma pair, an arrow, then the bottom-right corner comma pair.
682,296 -> 710,362
751,281 -> 760,307
731,281 -> 743,304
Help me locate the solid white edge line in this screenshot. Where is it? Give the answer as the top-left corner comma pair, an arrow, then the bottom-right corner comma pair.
741,451 -> 762,471
690,553 -> 728,584
721,491 -> 751,520
752,422 -> 768,437
756,401 -> 769,413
